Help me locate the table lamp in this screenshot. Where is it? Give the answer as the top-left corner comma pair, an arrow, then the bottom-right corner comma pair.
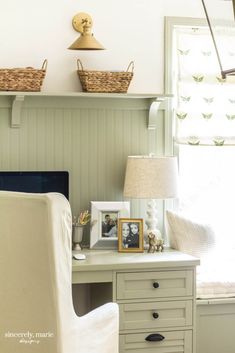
123,155 -> 178,242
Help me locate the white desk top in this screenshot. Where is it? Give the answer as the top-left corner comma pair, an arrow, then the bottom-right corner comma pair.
72,249 -> 200,272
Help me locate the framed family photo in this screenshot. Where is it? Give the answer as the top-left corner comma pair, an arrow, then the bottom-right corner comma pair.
118,218 -> 144,253
90,201 -> 130,249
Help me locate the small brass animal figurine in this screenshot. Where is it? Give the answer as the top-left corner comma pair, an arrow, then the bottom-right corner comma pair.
148,232 -> 164,253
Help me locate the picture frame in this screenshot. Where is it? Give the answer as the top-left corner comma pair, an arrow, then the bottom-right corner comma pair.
90,201 -> 130,249
118,218 -> 144,253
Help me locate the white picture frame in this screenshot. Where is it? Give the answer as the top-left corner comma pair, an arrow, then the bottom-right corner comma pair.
90,201 -> 130,249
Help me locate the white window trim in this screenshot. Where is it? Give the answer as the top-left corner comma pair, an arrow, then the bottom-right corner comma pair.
163,17 -> 209,242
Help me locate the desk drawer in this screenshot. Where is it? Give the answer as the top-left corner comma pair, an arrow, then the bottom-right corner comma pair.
119,300 -> 193,331
117,270 -> 193,300
120,330 -> 192,353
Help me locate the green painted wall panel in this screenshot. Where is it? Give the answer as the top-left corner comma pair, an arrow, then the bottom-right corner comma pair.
0,97 -> 164,244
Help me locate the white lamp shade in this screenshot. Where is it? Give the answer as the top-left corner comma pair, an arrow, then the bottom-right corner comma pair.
123,156 -> 178,199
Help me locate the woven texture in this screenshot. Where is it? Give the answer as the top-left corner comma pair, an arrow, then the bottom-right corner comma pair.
0,60 -> 47,91
77,59 -> 134,93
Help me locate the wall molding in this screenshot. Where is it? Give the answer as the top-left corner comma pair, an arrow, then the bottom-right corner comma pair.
0,92 -> 171,128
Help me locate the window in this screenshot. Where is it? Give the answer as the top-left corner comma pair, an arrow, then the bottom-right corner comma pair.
166,18 -> 235,249
178,144 -> 235,248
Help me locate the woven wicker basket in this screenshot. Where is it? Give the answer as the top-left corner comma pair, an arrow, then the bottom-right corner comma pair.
77,59 -> 134,93
0,60 -> 48,92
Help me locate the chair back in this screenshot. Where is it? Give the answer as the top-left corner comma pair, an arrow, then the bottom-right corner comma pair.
0,191 -> 73,353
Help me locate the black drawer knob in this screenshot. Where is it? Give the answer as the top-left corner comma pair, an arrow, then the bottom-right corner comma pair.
153,282 -> 159,288
152,312 -> 159,319
145,333 -> 165,342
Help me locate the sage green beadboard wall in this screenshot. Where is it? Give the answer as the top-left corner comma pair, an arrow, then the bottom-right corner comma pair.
0,96 -> 165,244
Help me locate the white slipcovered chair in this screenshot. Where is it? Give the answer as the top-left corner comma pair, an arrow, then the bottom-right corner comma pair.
0,191 -> 119,353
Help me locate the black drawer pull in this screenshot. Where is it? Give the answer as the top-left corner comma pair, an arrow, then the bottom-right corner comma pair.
152,312 -> 159,319
153,282 -> 159,288
145,333 -> 165,342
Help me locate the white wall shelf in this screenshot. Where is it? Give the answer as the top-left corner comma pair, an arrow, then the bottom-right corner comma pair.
0,91 -> 172,128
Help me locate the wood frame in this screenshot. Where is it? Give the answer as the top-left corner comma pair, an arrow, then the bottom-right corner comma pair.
118,218 -> 144,253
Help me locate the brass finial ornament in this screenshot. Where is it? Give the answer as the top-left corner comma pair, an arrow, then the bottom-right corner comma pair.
68,12 -> 105,50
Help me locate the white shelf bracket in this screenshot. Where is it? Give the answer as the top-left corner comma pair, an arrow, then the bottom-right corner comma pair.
148,98 -> 164,130
11,95 -> 25,128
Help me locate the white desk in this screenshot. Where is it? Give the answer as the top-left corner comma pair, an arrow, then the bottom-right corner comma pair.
72,249 -> 199,353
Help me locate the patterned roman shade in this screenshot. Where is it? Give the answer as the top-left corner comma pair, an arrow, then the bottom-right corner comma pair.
174,26 -> 235,146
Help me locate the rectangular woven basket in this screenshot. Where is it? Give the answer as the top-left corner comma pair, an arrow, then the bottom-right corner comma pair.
77,59 -> 134,93
0,60 -> 47,92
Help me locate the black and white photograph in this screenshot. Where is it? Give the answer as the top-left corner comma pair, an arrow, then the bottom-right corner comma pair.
118,218 -> 144,253
90,201 -> 130,249
101,212 -> 118,238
